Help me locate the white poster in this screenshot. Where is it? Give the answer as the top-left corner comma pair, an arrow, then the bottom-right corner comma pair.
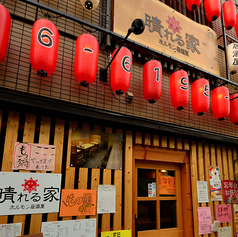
41,218 -> 96,237
0,223 -> 22,237
0,172 -> 61,215
218,226 -> 232,237
97,185 -> 116,214
197,181 -> 209,203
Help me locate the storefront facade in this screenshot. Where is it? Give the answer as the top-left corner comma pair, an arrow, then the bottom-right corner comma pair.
0,0 -> 238,236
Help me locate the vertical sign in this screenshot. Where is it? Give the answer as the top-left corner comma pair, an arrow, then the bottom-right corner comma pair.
222,180 -> 238,203
97,185 -> 116,214
197,207 -> 212,235
197,181 -> 209,203
209,166 -> 222,201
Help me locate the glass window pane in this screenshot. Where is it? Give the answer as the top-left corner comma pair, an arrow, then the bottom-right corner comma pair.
137,201 -> 156,231
160,200 -> 177,229
159,170 -> 175,196
137,169 -> 156,197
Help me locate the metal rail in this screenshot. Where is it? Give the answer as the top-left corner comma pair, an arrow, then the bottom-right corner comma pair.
19,0 -> 238,89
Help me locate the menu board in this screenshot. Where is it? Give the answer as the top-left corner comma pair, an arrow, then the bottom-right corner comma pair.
41,219 -> 96,237
197,207 -> 212,235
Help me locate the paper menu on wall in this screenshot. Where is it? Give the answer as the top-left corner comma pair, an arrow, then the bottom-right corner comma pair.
41,219 -> 96,237
197,207 -> 212,235
0,223 -> 22,237
97,185 -> 116,214
218,226 -> 232,237
215,205 -> 232,223
197,181 -> 209,203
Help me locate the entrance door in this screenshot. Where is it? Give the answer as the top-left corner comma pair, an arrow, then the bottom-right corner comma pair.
135,160 -> 183,237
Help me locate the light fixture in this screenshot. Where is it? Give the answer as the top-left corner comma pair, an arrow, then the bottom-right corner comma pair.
79,0 -> 100,11
126,92 -> 133,102
191,78 -> 210,115
204,0 -> 221,21
222,0 -> 236,30
170,69 -> 189,110
143,60 -> 162,103
0,3 -> 11,63
74,33 -> 99,87
230,93 -> 238,124
99,18 -> 145,83
211,86 -> 230,120
227,43 -> 238,75
30,19 -> 59,77
186,0 -> 201,11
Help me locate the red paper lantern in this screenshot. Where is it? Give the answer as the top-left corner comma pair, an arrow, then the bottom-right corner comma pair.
110,47 -> 132,95
0,4 -> 11,63
191,78 -> 210,115
211,86 -> 230,120
229,93 -> 238,124
234,14 -> 238,37
143,60 -> 162,103
186,0 -> 202,11
74,34 -> 99,87
30,19 -> 59,77
170,70 -> 189,110
223,0 -> 236,30
204,0 -> 221,21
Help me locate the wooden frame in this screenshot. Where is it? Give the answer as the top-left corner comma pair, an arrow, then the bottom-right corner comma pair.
133,145 -> 193,237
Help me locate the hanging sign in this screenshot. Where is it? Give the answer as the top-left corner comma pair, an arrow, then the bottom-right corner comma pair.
197,181 -> 209,203
215,205 -> 232,223
209,166 -> 222,201
101,230 -> 131,237
59,189 -> 96,217
0,172 -> 61,216
12,142 -> 56,171
113,0 -> 220,75
197,207 -> 212,235
222,180 -> 238,203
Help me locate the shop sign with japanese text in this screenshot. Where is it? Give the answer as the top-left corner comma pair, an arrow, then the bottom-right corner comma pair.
222,180 -> 238,204
0,172 -> 61,216
113,0 -> 220,76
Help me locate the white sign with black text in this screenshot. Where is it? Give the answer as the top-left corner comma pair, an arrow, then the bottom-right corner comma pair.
0,172 -> 61,216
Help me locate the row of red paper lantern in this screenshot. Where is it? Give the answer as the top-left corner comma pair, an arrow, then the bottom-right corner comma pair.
1,4 -> 238,124
187,0 -> 238,34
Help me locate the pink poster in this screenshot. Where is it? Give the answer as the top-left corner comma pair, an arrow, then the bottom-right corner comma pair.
215,205 -> 232,223
12,142 -> 56,171
197,207 -> 212,235
222,180 -> 238,203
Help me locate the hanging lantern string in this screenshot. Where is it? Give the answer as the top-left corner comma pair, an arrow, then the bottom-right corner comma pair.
40,8 -> 61,19
79,23 -> 98,33
110,89 -> 127,104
